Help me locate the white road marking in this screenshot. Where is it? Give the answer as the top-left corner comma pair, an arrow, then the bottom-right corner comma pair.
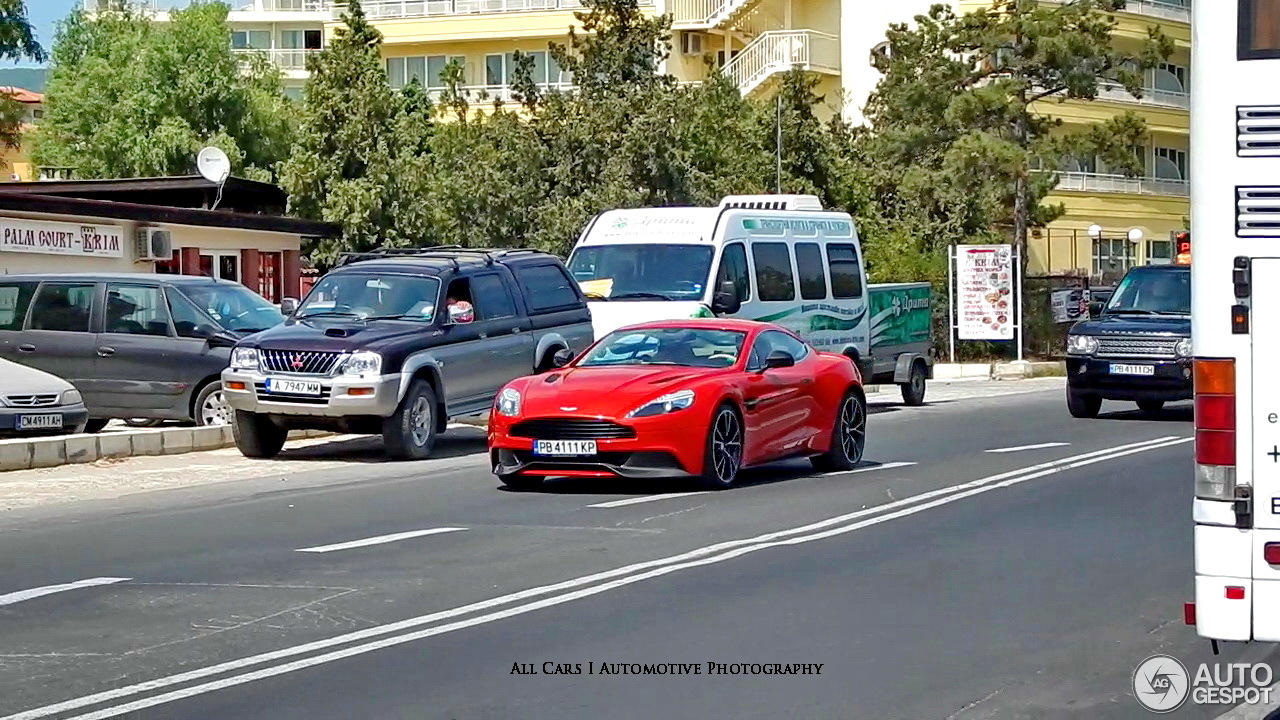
587,493 -> 710,509
985,442 -> 1070,454
0,577 -> 131,608
295,528 -> 467,553
8,435 -> 1186,720
821,461 -> 917,477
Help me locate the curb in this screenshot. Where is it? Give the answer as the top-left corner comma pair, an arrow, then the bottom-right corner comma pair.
0,425 -> 333,473
935,361 -> 1066,381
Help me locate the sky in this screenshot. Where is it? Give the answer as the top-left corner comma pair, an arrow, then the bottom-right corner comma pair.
19,0 -> 191,67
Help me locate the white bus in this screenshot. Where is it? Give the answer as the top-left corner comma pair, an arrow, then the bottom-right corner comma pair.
1189,1 -> 1280,645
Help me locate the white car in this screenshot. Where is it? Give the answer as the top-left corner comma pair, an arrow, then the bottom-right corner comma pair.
0,358 -> 89,435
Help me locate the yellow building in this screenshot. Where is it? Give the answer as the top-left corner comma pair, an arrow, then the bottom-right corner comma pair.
0,87 -> 45,183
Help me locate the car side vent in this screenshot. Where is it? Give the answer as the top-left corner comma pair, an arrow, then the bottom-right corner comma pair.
1237,186 -> 1280,238
1238,106 -> 1280,157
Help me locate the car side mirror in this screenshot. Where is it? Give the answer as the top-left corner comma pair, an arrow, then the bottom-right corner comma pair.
711,280 -> 741,315
1088,301 -> 1104,319
552,348 -> 574,368
764,349 -> 795,370
281,297 -> 299,315
207,332 -> 238,349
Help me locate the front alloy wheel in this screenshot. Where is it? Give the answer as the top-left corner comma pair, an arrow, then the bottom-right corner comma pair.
199,389 -> 232,426
699,406 -> 742,490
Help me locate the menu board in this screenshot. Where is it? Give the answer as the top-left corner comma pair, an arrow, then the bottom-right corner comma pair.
956,244 -> 1014,340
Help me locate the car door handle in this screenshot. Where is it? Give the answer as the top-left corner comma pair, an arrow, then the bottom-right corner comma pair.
17,344 -> 35,353
97,346 -> 116,357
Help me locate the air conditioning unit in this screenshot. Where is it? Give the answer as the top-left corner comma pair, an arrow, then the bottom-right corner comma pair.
135,227 -> 173,262
680,32 -> 704,56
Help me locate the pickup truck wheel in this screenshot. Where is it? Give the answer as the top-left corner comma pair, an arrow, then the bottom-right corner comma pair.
231,410 -> 286,458
1137,400 -> 1165,413
1067,389 -> 1102,419
900,362 -> 927,406
383,380 -> 438,460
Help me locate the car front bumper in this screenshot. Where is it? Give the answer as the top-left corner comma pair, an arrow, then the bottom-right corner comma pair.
221,369 -> 405,418
0,404 -> 90,434
488,416 -> 705,479
1065,356 -> 1193,401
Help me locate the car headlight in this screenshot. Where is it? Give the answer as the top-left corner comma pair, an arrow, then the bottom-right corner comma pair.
1175,337 -> 1192,358
627,389 -> 695,418
231,347 -> 260,370
62,389 -> 83,405
1067,335 -> 1099,355
343,351 -> 382,376
497,387 -> 521,417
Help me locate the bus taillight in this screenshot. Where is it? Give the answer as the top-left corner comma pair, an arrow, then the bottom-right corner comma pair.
1195,358 -> 1236,500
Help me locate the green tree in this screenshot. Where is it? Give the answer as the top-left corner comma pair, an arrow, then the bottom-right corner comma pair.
33,1 -> 292,180
0,0 -> 44,162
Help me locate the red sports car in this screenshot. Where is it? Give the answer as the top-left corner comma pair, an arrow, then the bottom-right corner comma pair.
488,319 -> 866,490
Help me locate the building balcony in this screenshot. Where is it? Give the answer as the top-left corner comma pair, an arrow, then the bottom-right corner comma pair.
1095,82 -> 1189,110
340,0 -> 651,20
722,30 -> 839,96
1041,0 -> 1189,23
425,82 -> 574,104
233,48 -> 321,75
1054,171 -> 1188,197
239,0 -> 327,10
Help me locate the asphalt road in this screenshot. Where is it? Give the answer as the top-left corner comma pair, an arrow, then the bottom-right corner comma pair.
0,384 -> 1261,719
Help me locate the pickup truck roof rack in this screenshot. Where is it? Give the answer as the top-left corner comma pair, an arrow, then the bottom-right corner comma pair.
334,246 -> 549,269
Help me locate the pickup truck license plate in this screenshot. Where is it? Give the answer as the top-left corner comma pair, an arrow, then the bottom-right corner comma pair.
18,414 -> 62,430
1109,363 -> 1155,376
265,378 -> 322,395
533,440 -> 597,456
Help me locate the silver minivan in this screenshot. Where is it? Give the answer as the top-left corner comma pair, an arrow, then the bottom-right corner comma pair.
0,274 -> 284,431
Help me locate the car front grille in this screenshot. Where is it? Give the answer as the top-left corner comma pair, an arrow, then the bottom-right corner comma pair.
1096,336 -> 1180,359
253,382 -> 332,405
4,394 -> 60,407
509,418 -> 636,440
260,350 -> 344,375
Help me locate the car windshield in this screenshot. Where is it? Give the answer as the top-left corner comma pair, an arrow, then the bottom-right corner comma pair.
578,327 -> 747,368
1105,269 -> 1190,315
297,273 -> 440,321
177,283 -> 285,333
567,244 -> 714,301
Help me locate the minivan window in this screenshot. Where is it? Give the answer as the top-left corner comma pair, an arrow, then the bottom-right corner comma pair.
715,243 -> 751,302
178,283 -> 284,332
828,244 -> 864,299
28,283 -> 94,332
105,284 -> 171,336
568,245 -> 713,301
795,243 -> 827,300
167,288 -> 219,339
0,281 -> 37,331
752,242 -> 796,302
514,264 -> 580,312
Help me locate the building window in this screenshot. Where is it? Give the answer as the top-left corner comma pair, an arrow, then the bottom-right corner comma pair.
231,30 -> 271,50
1151,62 -> 1187,93
279,29 -> 322,50
155,250 -> 181,275
1093,238 -> 1135,278
260,252 -> 282,302
1239,0 -> 1280,60
1147,239 -> 1173,265
484,51 -> 568,88
1154,147 -> 1188,180
388,55 -> 465,89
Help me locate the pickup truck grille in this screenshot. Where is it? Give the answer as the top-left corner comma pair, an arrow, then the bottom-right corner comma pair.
4,394 -> 60,407
1096,336 -> 1179,359
260,350 -> 343,375
509,418 -> 636,440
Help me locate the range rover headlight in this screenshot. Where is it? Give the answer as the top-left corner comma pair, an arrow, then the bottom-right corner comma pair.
1175,337 -> 1192,358
1067,335 -> 1099,355
627,389 -> 695,418
231,347 -> 260,370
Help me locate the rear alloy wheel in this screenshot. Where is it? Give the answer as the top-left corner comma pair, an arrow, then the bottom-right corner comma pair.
231,410 -> 286,458
1067,389 -> 1102,419
1137,399 -> 1165,413
900,362 -> 927,406
812,390 -> 866,472
699,405 -> 743,490
195,383 -> 231,426
383,380 -> 438,460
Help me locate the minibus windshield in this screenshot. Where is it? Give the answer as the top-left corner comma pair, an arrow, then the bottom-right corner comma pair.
568,244 -> 714,301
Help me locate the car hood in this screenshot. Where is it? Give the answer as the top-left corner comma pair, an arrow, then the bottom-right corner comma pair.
586,301 -> 710,340
0,358 -> 73,395
1072,314 -> 1190,336
244,317 -> 441,352
517,365 -> 725,417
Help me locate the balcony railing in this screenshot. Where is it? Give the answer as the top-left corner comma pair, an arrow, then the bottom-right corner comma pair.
238,0 -> 327,11
1054,171 -> 1188,197
1096,82 -> 1189,109
721,30 -> 839,96
340,0 -> 649,20
424,82 -> 574,104
234,48 -> 322,71
1042,0 -> 1189,23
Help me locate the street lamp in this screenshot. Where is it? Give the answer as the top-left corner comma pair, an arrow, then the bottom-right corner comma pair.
1088,224 -> 1103,239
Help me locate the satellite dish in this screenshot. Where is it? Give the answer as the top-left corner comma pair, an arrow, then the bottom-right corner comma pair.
196,146 -> 231,185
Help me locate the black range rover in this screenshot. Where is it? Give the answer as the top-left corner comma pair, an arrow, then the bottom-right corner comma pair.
1065,264 -> 1191,418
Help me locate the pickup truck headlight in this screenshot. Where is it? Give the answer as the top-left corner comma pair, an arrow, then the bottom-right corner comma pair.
1175,337 -> 1192,358
231,347 -> 260,370
627,389 -> 695,418
343,351 -> 382,376
61,389 -> 83,406
1067,335 -> 1098,355
497,387 -> 521,417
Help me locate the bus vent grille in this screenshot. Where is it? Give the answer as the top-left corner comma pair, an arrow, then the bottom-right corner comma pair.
1237,186 -> 1280,238
1238,106 -> 1280,157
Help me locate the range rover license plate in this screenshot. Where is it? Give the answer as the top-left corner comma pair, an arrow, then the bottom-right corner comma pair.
1109,364 -> 1155,376
265,378 -> 322,395
533,440 -> 597,456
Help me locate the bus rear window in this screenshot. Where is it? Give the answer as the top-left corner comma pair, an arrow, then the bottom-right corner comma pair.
1240,0 -> 1280,60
